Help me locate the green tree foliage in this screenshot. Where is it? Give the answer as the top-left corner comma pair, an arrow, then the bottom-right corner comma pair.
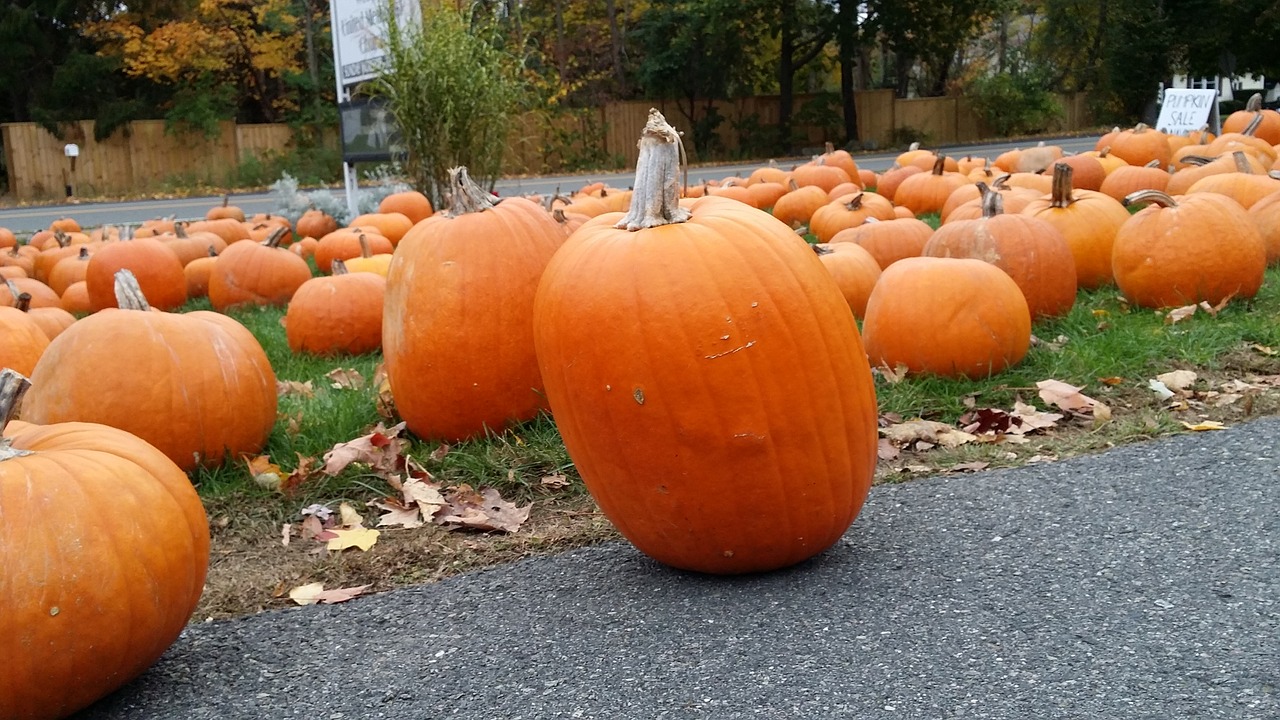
370,2 -> 525,207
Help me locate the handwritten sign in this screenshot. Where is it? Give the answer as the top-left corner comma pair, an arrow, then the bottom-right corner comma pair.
1155,89 -> 1218,135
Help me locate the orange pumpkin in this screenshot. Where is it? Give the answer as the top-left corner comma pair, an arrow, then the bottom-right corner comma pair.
378,189 -> 435,224
813,242 -> 882,318
84,238 -> 187,312
1022,163 -> 1132,289
0,305 -> 50,375
24,270 -> 278,471
0,369 -> 209,720
285,260 -> 386,356
862,256 -> 1031,379
828,217 -> 934,270
1113,190 -> 1266,308
532,110 -> 876,574
208,227 -> 314,311
384,166 -> 566,442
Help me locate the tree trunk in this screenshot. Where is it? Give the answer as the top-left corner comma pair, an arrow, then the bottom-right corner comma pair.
606,0 -> 628,96
777,0 -> 796,153
304,0 -> 318,85
553,0 -> 567,75
836,0 -> 859,143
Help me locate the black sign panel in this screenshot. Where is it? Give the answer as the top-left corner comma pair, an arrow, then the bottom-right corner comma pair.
338,98 -> 407,164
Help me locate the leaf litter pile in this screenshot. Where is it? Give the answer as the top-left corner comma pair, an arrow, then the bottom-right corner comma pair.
196,288 -> 1280,620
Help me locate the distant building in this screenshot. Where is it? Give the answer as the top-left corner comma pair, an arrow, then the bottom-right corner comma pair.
1168,74 -> 1277,103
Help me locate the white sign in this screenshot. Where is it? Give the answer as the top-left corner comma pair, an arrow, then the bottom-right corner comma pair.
330,0 -> 421,86
63,143 -> 80,158
1155,89 -> 1217,135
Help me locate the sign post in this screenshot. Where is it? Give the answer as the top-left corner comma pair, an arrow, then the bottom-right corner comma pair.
328,0 -> 421,217
62,143 -> 80,199
1154,88 -> 1220,136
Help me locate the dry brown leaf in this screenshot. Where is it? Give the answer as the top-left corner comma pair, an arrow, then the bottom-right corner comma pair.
881,419 -> 977,449
1155,370 -> 1197,393
1199,292 -> 1236,316
540,474 -> 571,488
1250,343 -> 1277,356
288,582 -> 371,606
1037,379 -> 1102,414
437,487 -> 531,533
279,454 -> 320,496
338,502 -> 366,529
277,379 -> 315,398
322,422 -> 408,476
876,363 -> 910,384
299,514 -> 325,541
1097,376 -> 1125,386
1165,305 -> 1197,324
327,367 -> 366,390
371,498 -> 423,529
877,438 -> 900,461
950,461 -> 990,473
1008,401 -> 1063,433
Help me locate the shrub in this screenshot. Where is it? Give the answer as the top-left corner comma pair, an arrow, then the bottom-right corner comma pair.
966,70 -> 1063,137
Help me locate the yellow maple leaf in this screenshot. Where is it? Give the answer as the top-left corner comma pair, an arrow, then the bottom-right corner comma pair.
1181,421 -> 1227,432
326,527 -> 380,552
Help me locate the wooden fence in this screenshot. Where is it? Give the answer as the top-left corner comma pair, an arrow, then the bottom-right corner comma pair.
2,92 -> 1093,201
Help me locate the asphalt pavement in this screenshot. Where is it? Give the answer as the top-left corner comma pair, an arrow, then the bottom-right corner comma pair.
78,415 -> 1279,719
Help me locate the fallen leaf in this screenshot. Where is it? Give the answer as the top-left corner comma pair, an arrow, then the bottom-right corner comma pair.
281,523 -> 292,547
288,583 -> 371,606
1181,420 -> 1227,431
1155,370 -> 1197,393
877,438 -> 900,461
1008,401 -> 1063,433
540,474 -> 571,488
1148,379 -> 1176,400
299,514 -> 325,541
371,497 -> 423,529
288,582 -> 325,605
327,368 -> 366,390
326,527 -> 380,551
1165,305 -> 1197,324
1036,379 -> 1104,415
950,461 -> 989,472
404,478 -> 447,518
245,454 -> 284,491
1097,376 -> 1125,386
373,363 -> 396,419
277,379 -> 315,398
300,504 -> 333,522
322,422 -> 409,476
429,444 -> 451,462
880,419 -> 978,448
875,363 -> 909,384
338,502 -> 366,529
279,454 -> 320,496
1250,343 -> 1277,356
437,487 -> 531,533
1199,292 -> 1235,316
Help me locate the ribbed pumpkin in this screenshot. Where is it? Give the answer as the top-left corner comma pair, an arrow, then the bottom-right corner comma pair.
208,227 -> 314,311
348,212 -> 414,246
378,189 -> 435,224
85,237 -> 187,312
1113,190 -> 1266,308
1185,153 -> 1280,209
770,184 -> 831,228
205,194 -> 245,222
791,159 -> 853,193
296,209 -> 340,240
315,228 -> 395,273
1051,154 -> 1107,191
14,292 -> 76,340
285,260 -> 386,356
813,242 -> 882,318
384,167 -> 565,442
862,257 -> 1031,379
1100,160 -> 1170,201
808,191 -> 897,242
0,226 -> 15,250
1248,190 -> 1280,264
1022,163 -> 1132,289
0,303 -> 50,375
1108,124 -> 1172,168
893,156 -> 968,215
533,109 -> 878,575
0,369 -> 209,720
923,186 -> 1077,320
23,270 -> 278,471
1222,93 -> 1280,145
828,217 -> 934,270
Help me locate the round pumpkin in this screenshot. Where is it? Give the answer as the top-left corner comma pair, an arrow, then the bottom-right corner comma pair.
285,260 -> 386,356
0,369 -> 209,720
1113,190 -> 1266,308
1022,162 -> 1132,289
208,227 -> 314,311
828,217 -> 934,270
532,110 -> 877,575
813,242 -> 882,319
23,270 -> 278,471
0,304 -> 50,375
384,166 -> 566,442
379,190 -> 435,224
84,238 -> 187,312
862,256 -> 1031,379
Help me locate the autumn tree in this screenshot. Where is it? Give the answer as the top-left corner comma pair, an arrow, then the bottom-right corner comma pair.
87,0 -> 315,131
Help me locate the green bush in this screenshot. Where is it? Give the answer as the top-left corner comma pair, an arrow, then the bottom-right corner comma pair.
965,71 -> 1063,137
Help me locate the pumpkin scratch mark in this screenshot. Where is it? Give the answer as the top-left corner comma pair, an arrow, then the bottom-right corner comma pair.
705,340 -> 756,359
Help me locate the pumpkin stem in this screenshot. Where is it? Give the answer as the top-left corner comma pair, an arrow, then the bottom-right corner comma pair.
207,245 -> 218,258
993,173 -> 1011,189
1098,146 -> 1112,159
812,243 -> 834,256
263,226 -> 290,249
332,258 -> 349,275
16,292 -> 32,312
447,166 -> 497,215
1144,159 -> 1161,168
615,108 -> 691,231
552,208 -> 568,224
221,194 -> 230,208
843,192 -> 865,211
175,222 -> 189,238
54,230 -> 70,248
1122,189 -> 1177,209
1270,170 -> 1280,182
1180,155 -> 1215,167
1243,114 -> 1262,137
931,155 -> 946,176
0,369 -> 34,460
824,141 -> 835,155
978,183 -> 1004,218
113,269 -> 151,311
1233,151 -> 1254,174
78,246 -> 90,259
1132,122 -> 1150,133
357,234 -> 372,259
1246,93 -> 1263,113
1050,163 -> 1075,208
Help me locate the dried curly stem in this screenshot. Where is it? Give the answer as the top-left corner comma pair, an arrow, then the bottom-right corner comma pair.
113,269 -> 151,311
615,108 -> 691,231
446,166 -> 497,215
0,369 -> 33,460
1050,163 -> 1075,209
1123,190 -> 1177,209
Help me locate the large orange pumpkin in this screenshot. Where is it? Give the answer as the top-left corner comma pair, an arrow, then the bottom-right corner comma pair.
384,167 -> 565,442
862,257 -> 1031,379
1113,190 -> 1266,308
23,270 -> 278,471
0,369 -> 209,720
285,260 -> 386,356
1022,162 -> 1132,289
208,227 -> 314,311
532,110 -> 877,575
84,237 -> 187,312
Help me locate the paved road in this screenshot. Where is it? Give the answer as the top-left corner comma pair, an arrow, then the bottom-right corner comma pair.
0,136 -> 1101,234
79,416 -> 1278,719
